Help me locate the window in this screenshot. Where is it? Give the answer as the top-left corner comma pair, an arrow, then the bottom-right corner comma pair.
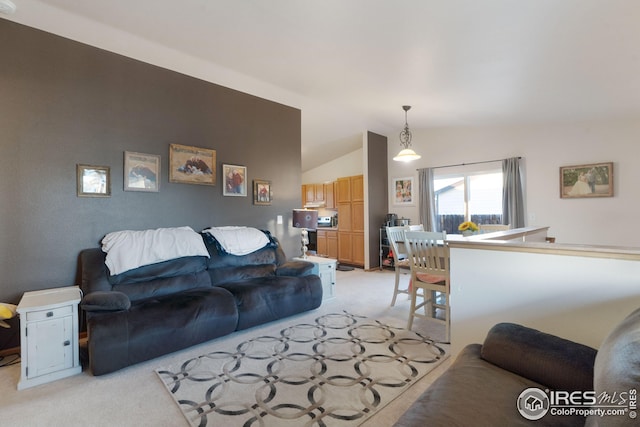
434,170 -> 503,234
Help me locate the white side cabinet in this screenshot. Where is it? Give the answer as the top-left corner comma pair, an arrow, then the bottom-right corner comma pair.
17,286 -> 82,390
295,256 -> 337,300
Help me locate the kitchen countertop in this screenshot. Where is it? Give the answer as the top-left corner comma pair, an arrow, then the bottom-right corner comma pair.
310,227 -> 338,231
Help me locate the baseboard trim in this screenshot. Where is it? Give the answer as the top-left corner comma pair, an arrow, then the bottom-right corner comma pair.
0,346 -> 19,357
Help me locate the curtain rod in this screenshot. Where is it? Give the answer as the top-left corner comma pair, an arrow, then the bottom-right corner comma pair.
417,156 -> 521,171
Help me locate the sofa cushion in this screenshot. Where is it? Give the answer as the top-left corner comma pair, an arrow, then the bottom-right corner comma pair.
481,323 -> 597,392
586,307 -> 640,427
219,275 -> 322,330
86,287 -> 238,376
112,270 -> 212,303
394,344 -> 584,427
108,256 -> 209,286
208,264 -> 277,286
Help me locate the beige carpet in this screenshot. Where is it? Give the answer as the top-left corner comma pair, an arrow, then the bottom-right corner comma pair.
0,268 -> 452,427
157,311 -> 448,426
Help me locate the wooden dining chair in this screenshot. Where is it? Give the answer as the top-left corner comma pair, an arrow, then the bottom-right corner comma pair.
386,226 -> 412,306
386,224 -> 425,306
403,230 -> 450,342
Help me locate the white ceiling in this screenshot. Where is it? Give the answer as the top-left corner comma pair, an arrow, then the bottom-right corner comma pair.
4,0 -> 640,171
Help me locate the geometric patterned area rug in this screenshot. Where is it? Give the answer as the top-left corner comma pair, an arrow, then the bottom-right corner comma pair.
156,311 -> 448,427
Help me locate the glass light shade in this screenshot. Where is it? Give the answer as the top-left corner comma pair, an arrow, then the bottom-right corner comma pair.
393,148 -> 422,162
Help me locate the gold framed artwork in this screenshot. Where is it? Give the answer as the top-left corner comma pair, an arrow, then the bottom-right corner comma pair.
253,179 -> 272,205
124,151 -> 160,192
560,162 -> 613,199
223,164 -> 247,196
77,164 -> 111,197
169,143 -> 216,186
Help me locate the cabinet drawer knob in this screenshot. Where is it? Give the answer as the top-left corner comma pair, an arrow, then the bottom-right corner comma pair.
63,340 -> 71,346
46,311 -> 54,317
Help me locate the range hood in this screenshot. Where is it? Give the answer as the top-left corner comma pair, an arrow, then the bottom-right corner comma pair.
303,201 -> 325,208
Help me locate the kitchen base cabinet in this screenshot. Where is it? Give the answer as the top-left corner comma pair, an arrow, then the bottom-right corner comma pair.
338,231 -> 364,267
317,229 -> 338,259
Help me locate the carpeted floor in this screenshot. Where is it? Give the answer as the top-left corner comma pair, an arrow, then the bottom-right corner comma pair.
0,267 -> 452,427
157,311 -> 448,426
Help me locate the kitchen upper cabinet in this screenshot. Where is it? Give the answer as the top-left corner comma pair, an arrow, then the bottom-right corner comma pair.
302,182 -> 329,206
324,182 -> 336,209
336,177 -> 351,203
304,185 -> 315,203
351,175 -> 364,202
313,183 -> 324,202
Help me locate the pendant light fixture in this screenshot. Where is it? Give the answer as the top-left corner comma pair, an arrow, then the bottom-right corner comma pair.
392,105 -> 421,162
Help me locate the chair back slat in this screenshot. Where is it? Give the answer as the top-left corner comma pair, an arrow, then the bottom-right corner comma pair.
386,226 -> 408,263
404,231 -> 449,277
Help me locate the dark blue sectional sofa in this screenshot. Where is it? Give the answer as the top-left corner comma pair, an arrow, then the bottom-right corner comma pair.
79,232 -> 322,375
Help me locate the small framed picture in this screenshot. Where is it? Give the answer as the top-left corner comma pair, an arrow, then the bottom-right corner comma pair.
253,179 -> 272,205
77,164 -> 111,197
392,177 -> 415,205
124,151 -> 160,192
560,162 -> 614,199
223,164 -> 247,197
169,143 -> 216,186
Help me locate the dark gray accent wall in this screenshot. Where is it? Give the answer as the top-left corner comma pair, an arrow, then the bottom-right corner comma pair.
0,20 -> 303,310
366,132 -> 388,268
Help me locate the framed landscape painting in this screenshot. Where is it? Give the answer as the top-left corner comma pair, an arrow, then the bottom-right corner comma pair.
169,144 -> 216,186
560,162 -> 613,199
124,151 -> 160,192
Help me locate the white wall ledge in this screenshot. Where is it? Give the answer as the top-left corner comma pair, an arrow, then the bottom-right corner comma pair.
449,229 -> 640,261
448,226 -> 640,354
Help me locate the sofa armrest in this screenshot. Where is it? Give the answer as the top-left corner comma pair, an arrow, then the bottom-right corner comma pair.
481,322 -> 597,392
276,260 -> 314,277
81,291 -> 131,312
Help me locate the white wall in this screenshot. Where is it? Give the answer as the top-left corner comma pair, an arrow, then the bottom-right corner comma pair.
302,148 -> 363,184
388,118 -> 640,246
450,244 -> 640,353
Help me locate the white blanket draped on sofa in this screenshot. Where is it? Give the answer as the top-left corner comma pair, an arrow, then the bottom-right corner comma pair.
101,226 -> 210,276
202,226 -> 270,256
